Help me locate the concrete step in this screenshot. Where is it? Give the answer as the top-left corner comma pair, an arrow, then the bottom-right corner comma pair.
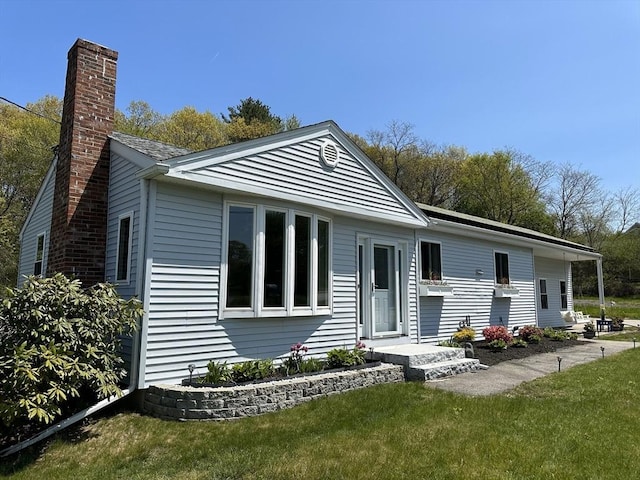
373,344 -> 466,367
407,358 -> 481,381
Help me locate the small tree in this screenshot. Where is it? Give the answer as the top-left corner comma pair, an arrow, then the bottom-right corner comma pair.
0,274 -> 142,432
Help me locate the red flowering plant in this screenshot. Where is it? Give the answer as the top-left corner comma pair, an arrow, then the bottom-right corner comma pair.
482,325 -> 513,343
519,325 -> 543,343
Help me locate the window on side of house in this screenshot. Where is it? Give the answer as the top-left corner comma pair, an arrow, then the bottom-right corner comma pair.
560,280 -> 568,309
494,252 -> 510,284
116,213 -> 133,283
226,205 -> 255,309
539,279 -> 548,309
420,241 -> 442,282
33,233 -> 45,276
223,203 -> 331,318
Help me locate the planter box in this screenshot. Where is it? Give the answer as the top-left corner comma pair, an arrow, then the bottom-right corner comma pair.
493,286 -> 520,298
419,284 -> 454,297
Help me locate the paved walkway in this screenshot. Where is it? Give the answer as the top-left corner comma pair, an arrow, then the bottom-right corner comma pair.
427,323 -> 638,396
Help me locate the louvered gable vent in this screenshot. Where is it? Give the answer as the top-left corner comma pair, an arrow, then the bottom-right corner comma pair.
320,140 -> 339,168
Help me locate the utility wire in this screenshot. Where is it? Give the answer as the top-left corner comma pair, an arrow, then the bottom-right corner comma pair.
0,96 -> 61,124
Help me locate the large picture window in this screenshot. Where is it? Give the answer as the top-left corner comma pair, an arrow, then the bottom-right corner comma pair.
420,241 -> 442,282
223,203 -> 331,318
116,213 -> 133,283
495,252 -> 510,285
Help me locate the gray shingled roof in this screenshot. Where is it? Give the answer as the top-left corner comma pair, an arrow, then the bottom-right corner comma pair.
417,203 -> 594,252
109,132 -> 192,161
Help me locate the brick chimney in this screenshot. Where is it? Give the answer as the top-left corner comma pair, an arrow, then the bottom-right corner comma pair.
47,39 -> 118,285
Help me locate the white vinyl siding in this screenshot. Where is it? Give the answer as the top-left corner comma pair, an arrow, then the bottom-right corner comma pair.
535,257 -> 574,328
184,136 -> 420,225
18,163 -> 55,284
106,154 -> 140,298
140,184 -> 417,386
419,230 -> 536,343
106,153 -> 142,373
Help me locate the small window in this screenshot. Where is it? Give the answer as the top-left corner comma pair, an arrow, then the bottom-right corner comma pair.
33,233 -> 45,276
495,252 -> 510,285
560,280 -> 568,309
116,213 -> 133,283
539,279 -> 548,310
420,241 -> 442,282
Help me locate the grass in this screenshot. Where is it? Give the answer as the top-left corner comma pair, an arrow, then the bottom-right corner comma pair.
599,325 -> 640,342
574,295 -> 640,320
3,349 -> 640,479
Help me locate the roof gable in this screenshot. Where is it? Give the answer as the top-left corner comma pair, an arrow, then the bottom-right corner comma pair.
161,121 -> 427,227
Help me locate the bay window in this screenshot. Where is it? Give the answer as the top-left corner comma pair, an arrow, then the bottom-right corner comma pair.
222,202 -> 331,318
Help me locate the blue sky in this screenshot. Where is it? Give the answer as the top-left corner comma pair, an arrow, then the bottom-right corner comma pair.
1,0 -> 638,192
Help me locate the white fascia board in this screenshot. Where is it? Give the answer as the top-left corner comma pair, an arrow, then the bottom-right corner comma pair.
430,219 -> 601,261
162,172 -> 426,228
110,140 -> 158,169
19,155 -> 57,241
136,163 -> 170,179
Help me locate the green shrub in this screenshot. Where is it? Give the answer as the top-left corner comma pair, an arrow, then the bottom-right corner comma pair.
231,359 -> 274,383
488,339 -> 508,351
452,327 -> 476,343
544,328 -> 570,341
0,274 -> 142,429
438,339 -> 460,348
326,342 -> 367,369
528,334 -> 542,344
510,338 -> 528,348
299,358 -> 324,373
201,361 -> 231,385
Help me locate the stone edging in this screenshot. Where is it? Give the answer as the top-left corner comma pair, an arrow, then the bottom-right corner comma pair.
144,363 -> 404,420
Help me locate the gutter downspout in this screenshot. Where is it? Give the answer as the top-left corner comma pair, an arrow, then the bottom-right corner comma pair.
0,389 -> 134,458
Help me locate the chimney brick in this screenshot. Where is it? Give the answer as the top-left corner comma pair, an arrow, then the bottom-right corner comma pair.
47,39 -> 118,285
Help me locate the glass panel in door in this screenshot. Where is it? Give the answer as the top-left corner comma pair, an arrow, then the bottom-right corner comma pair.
373,244 -> 398,334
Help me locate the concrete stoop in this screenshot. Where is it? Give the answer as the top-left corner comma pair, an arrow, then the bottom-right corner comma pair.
372,344 -> 481,381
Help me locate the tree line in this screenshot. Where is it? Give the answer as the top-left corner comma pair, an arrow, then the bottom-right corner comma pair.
1,97 -> 638,295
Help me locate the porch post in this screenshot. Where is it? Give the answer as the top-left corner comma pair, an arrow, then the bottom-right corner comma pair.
596,257 -> 605,320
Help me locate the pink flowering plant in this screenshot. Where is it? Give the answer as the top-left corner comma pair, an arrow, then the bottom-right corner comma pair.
482,325 -> 513,343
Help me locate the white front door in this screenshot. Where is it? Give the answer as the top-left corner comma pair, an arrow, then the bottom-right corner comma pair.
358,238 -> 402,338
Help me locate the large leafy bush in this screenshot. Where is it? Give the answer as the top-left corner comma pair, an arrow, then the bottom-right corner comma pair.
0,274 -> 142,431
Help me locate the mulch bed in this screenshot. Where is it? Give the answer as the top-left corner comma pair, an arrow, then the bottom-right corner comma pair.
471,337 -> 588,366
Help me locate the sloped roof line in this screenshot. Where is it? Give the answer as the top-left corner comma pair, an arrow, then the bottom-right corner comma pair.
109,132 -> 192,161
418,203 -> 594,253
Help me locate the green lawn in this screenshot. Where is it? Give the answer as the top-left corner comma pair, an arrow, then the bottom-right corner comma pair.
3,349 -> 640,479
574,296 -> 640,319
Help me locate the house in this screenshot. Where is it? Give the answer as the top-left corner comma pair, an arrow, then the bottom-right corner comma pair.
19,39 -> 605,390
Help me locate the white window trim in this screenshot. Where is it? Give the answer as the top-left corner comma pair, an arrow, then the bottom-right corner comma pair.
34,231 -> 46,276
418,238 -> 444,282
115,211 -> 134,284
220,201 -> 332,320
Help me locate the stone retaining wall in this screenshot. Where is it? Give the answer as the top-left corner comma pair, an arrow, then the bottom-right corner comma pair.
144,363 -> 404,420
